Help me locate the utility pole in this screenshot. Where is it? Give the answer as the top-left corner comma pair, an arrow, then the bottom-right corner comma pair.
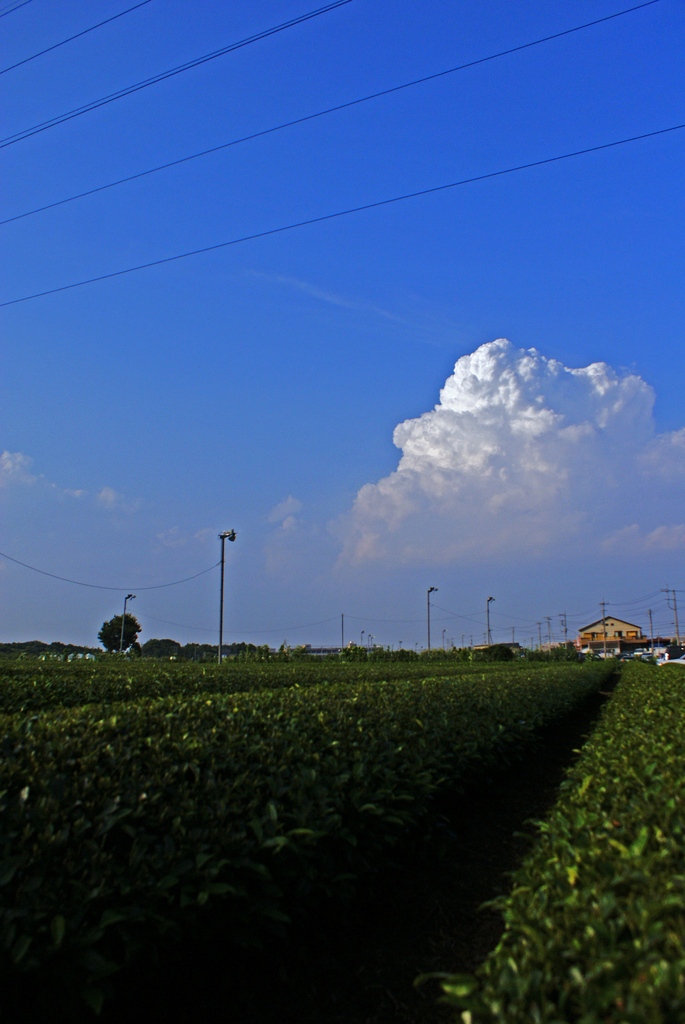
675,591 -> 681,646
511,626 -> 515,643
546,616 -> 553,646
649,608 -> 654,652
559,612 -> 567,645
427,587 -> 438,650
486,596 -> 495,644
600,600 -> 607,659
119,594 -> 135,652
218,530 -> 237,664
341,613 -> 344,651
663,588 -> 682,646
442,628 -> 446,650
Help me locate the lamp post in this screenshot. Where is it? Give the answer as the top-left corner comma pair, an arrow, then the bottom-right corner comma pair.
218,530 -> 237,664
368,634 -> 374,650
442,628 -> 446,650
427,586 -> 438,650
119,593 -> 135,652
361,630 -> 365,648
486,596 -> 495,645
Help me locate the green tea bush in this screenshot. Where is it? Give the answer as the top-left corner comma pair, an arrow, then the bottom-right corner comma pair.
0,656 -> 545,714
0,663 -> 609,1014
440,660 -> 685,1023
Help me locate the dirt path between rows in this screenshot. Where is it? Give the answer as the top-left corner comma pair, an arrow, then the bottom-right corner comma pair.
101,682 -> 613,1024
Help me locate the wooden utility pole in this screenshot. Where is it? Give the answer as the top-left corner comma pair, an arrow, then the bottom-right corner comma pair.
649,608 -> 654,652
661,587 -> 681,646
601,600 -> 607,659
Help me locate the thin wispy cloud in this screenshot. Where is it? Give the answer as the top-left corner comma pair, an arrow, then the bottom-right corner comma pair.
249,271 -> 406,324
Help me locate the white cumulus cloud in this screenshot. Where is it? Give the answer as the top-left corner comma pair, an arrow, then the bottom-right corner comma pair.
335,339 -> 685,565
268,495 -> 303,526
0,451 -> 36,487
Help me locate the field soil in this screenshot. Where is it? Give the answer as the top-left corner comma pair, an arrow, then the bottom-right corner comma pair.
96,680 -> 614,1024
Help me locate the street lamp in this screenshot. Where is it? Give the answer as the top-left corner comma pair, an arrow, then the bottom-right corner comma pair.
486,596 -> 495,645
218,530 -> 237,664
361,630 -> 365,648
442,628 -> 446,650
120,594 -> 135,652
368,634 -> 374,650
427,587 -> 438,650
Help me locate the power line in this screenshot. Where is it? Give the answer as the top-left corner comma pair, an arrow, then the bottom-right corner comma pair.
139,612 -> 343,636
0,0 -> 154,77
2,121 -> 683,309
0,0 -> 665,228
0,0 -> 354,150
138,612 -> 218,634
0,0 -> 33,18
0,549 -> 220,590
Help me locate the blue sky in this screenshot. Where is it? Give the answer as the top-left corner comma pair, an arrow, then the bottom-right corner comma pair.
1,0 -> 684,649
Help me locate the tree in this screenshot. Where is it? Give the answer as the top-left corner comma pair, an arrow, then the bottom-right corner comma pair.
141,638 -> 181,659
98,613 -> 141,653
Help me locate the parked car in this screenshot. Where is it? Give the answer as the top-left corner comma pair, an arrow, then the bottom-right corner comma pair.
658,654 -> 685,667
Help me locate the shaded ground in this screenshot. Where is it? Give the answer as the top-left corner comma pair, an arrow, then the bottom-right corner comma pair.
100,681 -> 612,1024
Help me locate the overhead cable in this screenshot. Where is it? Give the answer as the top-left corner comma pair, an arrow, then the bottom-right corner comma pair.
0,0 -> 33,18
137,612 -> 218,634
0,0 -> 354,150
139,612 -> 343,636
0,0 -> 154,77
2,121 -> 683,309
0,0 -> 665,226
0,549 -> 220,590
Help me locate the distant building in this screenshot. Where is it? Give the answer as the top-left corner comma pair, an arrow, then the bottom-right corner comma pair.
578,617 -> 643,641
576,616 -> 644,655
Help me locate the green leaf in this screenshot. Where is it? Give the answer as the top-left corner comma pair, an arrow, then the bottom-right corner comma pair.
99,910 -> 127,928
0,857 -> 23,887
81,987 -> 105,1015
630,826 -> 650,858
11,934 -> 31,964
249,818 -> 264,842
50,914 -> 66,948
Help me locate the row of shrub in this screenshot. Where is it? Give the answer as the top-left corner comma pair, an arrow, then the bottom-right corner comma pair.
0,655 -> 553,714
440,660 -> 685,1023
0,663 -> 611,1015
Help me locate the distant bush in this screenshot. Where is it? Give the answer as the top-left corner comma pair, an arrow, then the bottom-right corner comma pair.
472,644 -> 515,663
